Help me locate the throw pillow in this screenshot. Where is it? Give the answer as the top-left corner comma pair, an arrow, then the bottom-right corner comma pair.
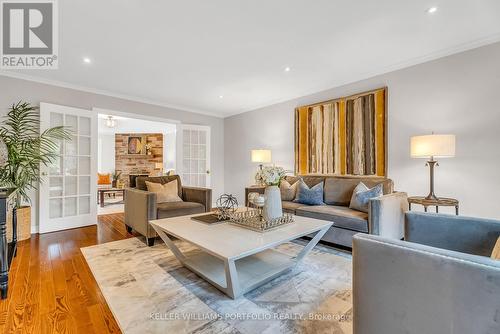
146,180 -> 183,203
293,180 -> 325,205
97,173 -> 111,185
492,237 -> 500,260
280,179 -> 299,201
349,182 -> 383,213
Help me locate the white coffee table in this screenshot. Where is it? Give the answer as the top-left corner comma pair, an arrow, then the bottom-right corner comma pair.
150,211 -> 332,299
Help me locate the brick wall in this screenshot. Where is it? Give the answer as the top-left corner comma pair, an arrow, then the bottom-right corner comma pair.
115,133 -> 163,186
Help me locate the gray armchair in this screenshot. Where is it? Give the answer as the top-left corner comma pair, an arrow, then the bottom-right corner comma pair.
125,175 -> 212,246
352,212 -> 500,334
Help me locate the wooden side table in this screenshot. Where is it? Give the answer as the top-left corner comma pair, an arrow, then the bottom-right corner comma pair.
245,185 -> 265,206
408,196 -> 459,215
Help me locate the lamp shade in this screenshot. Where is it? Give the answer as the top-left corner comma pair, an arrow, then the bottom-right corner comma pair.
251,149 -> 272,163
410,134 -> 455,158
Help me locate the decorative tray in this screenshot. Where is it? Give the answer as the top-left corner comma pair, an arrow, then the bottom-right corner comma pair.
227,208 -> 294,232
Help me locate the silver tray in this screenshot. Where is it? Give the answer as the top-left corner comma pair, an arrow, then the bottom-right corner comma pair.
227,208 -> 294,232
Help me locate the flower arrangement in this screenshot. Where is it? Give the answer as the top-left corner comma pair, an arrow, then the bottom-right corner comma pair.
255,166 -> 286,186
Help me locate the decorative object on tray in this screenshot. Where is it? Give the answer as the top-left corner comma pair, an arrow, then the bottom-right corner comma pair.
255,166 -> 286,221
216,194 -> 238,220
228,208 -> 294,232
247,192 -> 265,208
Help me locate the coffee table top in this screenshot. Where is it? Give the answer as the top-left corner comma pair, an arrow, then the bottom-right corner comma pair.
150,210 -> 332,260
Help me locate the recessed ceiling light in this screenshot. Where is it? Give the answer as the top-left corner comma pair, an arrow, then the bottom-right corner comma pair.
83,57 -> 91,64
219,95 -> 224,99
284,66 -> 291,72
426,6 -> 438,14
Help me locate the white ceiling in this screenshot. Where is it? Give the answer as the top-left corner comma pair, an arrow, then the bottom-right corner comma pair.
4,0 -> 500,117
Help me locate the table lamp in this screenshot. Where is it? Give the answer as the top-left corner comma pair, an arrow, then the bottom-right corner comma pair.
251,149 -> 272,170
410,134 -> 455,200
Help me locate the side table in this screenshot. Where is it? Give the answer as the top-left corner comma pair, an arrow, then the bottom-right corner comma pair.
408,196 -> 459,215
244,185 -> 265,206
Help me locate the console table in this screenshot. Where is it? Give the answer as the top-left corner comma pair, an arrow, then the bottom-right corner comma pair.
0,188 -> 15,299
408,196 -> 459,215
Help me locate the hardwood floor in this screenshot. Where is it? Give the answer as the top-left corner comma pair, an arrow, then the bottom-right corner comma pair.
0,213 -> 138,334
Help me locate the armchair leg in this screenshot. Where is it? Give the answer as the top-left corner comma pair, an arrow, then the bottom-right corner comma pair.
125,225 -> 132,233
146,237 -> 155,247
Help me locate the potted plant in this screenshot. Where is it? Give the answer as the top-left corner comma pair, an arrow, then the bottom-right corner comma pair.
111,170 -> 122,188
255,166 -> 286,221
0,102 -> 71,240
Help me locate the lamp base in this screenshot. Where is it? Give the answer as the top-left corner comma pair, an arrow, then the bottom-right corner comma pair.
425,159 -> 439,201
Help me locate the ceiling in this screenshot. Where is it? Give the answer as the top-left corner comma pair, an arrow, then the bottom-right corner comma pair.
4,0 -> 500,117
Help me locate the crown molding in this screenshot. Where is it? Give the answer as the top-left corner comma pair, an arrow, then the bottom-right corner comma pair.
0,71 -> 223,118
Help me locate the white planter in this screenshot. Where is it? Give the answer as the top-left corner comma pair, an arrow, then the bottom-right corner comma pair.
263,185 -> 283,221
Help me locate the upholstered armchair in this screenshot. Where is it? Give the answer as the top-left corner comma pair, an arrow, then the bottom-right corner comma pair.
124,175 -> 212,246
352,212 -> 500,334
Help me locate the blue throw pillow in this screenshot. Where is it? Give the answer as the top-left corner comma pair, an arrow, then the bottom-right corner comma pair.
293,180 -> 325,205
349,182 -> 383,213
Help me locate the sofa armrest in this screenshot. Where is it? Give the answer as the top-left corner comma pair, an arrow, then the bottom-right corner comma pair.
405,211 -> 500,256
182,186 -> 212,212
368,192 -> 408,239
125,188 -> 157,237
352,233 -> 500,334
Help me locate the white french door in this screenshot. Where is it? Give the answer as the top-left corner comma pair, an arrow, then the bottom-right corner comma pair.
180,125 -> 211,188
39,103 -> 98,233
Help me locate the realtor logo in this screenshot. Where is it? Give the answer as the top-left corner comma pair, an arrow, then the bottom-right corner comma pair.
1,0 -> 58,69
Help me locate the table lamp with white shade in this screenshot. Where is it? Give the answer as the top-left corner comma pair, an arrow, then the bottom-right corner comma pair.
410,134 -> 455,200
251,149 -> 272,170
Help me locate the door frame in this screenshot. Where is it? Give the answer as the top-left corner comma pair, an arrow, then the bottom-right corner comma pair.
39,103 -> 98,234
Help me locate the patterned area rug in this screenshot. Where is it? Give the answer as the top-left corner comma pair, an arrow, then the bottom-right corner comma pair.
81,237 -> 353,334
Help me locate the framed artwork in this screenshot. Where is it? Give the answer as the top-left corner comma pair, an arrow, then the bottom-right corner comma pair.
127,135 -> 146,155
295,87 -> 387,176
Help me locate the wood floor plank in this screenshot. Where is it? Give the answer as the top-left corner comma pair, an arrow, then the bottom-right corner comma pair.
0,213 -> 131,333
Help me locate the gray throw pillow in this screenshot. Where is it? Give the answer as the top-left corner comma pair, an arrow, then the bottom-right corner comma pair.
349,182 -> 383,213
280,179 -> 299,201
293,180 -> 325,205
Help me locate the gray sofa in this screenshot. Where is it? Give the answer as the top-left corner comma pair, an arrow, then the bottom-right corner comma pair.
124,175 -> 212,246
281,175 -> 408,247
352,212 -> 500,334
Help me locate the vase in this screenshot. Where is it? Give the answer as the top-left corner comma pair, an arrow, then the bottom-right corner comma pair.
262,185 -> 282,221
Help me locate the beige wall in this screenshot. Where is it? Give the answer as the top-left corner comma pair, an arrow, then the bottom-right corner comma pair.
225,42 -> 500,219
0,75 -> 225,232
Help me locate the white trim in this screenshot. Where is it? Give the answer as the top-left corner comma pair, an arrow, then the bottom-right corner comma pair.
92,107 -> 180,124
0,70 -> 222,118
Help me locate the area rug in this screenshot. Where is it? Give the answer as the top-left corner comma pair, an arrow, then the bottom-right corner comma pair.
81,237 -> 353,334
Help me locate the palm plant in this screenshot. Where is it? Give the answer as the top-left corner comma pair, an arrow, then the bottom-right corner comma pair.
0,102 -> 71,208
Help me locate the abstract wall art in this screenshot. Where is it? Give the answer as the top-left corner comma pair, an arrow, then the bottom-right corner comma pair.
295,87 -> 386,176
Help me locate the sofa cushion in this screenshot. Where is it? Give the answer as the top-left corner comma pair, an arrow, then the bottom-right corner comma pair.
349,182 -> 383,213
156,201 -> 204,219
324,177 -> 393,206
137,175 -> 183,198
282,201 -> 306,214
296,205 -> 369,232
280,179 -> 299,201
294,180 -> 325,205
146,179 -> 183,203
